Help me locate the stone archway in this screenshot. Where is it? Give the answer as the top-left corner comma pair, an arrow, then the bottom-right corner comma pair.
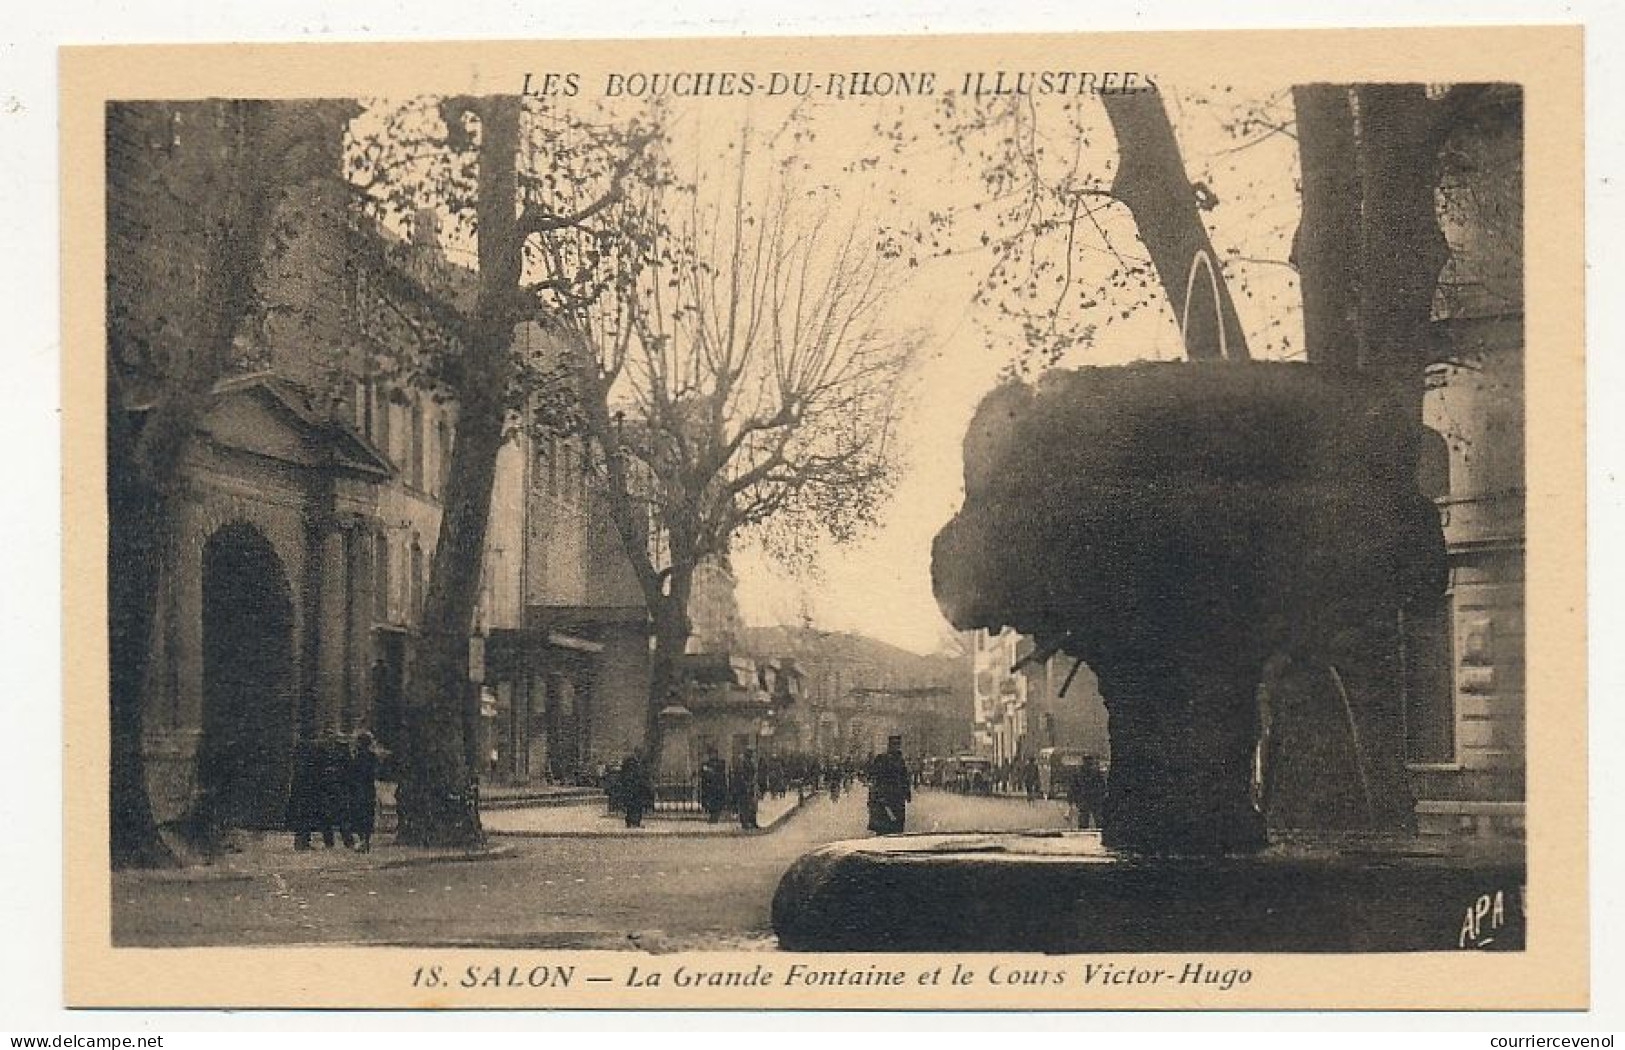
200,521 -> 296,828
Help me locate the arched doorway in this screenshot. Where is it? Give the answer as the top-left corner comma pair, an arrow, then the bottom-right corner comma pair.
200,522 -> 296,828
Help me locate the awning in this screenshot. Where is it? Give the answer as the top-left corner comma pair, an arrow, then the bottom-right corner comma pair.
485,627 -> 606,674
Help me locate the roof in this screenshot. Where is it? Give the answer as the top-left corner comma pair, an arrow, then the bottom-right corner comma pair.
129,370 -> 396,479
525,604 -> 652,632
220,372 -> 395,478
677,652 -> 759,687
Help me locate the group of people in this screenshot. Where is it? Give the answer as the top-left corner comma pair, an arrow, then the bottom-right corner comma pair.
287,731 -> 381,852
971,757 -> 1044,798
608,746 -> 891,832
695,749 -> 769,829
605,747 -> 780,830
605,736 -> 1105,838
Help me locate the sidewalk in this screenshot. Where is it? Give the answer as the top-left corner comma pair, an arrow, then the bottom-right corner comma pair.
476,783 -> 607,809
373,781 -> 606,818
114,793 -> 809,883
482,791 -> 805,837
113,829 -> 517,885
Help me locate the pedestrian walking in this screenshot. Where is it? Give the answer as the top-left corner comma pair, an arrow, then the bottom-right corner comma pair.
734,751 -> 761,830
698,748 -> 729,823
315,732 -> 354,848
619,750 -> 654,828
1068,757 -> 1106,830
287,735 -> 321,851
866,735 -> 912,834
347,732 -> 380,852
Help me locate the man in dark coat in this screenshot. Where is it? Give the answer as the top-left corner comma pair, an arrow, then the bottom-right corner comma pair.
287,736 -> 321,850
733,751 -> 760,830
1068,757 -> 1107,830
315,732 -> 354,848
867,736 -> 912,834
1023,757 -> 1041,802
698,748 -> 729,823
619,750 -> 654,828
347,732 -> 380,852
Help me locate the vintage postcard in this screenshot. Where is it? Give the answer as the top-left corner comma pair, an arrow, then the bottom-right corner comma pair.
60,25 -> 1586,1010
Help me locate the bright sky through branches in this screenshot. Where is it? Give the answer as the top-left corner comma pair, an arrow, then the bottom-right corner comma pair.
351,83 -> 1305,654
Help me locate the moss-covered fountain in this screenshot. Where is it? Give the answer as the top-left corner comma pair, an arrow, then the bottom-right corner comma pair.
932,362 -> 1444,855
771,362 -> 1524,953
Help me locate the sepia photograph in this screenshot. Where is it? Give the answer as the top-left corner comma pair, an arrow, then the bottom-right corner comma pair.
56,25 -> 1587,1011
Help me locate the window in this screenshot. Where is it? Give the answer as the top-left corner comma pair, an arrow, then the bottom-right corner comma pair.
372,534 -> 391,622
410,397 -> 426,490
437,418 -> 452,496
410,537 -> 425,622
374,384 -> 392,462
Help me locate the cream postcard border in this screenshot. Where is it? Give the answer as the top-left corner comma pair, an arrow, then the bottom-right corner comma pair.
59,25 -> 1586,1010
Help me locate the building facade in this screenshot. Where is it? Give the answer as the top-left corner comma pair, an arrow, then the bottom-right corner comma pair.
1407,333 -> 1524,836
749,627 -> 972,764
479,378 -> 652,786
967,629 -> 1109,769
1016,650 -> 1111,764
115,100 -> 663,825
969,629 -> 1025,763
1406,89 -> 1525,838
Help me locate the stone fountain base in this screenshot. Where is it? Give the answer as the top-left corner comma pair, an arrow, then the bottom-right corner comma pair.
771,831 -> 1524,953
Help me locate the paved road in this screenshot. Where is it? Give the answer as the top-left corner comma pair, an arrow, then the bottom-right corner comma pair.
113,790 -> 1073,950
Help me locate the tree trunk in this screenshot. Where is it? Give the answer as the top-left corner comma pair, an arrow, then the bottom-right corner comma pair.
1101,91 -> 1251,361
394,96 -> 525,848
107,413 -> 177,869
393,393 -> 506,847
1292,85 -> 1362,367
1341,84 -> 1450,833
1087,93 -> 1260,852
643,567 -> 694,766
1355,83 -> 1452,418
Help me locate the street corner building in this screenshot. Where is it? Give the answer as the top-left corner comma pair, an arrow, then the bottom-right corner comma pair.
107,99 -> 660,832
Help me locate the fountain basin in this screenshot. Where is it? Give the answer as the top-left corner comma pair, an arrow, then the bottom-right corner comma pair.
771,831 -> 1523,953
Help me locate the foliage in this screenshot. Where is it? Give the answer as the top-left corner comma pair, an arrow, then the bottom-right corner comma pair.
861,87 -> 1306,373
345,95 -> 667,419
541,121 -> 918,608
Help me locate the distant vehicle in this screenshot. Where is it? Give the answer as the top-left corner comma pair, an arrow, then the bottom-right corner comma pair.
1037,747 -> 1096,799
946,754 -> 992,795
920,756 -> 943,788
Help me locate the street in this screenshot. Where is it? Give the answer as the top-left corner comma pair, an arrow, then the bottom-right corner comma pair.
113,790 -> 1073,950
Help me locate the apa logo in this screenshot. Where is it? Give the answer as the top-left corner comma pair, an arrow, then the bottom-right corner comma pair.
1458,889 -> 1509,948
